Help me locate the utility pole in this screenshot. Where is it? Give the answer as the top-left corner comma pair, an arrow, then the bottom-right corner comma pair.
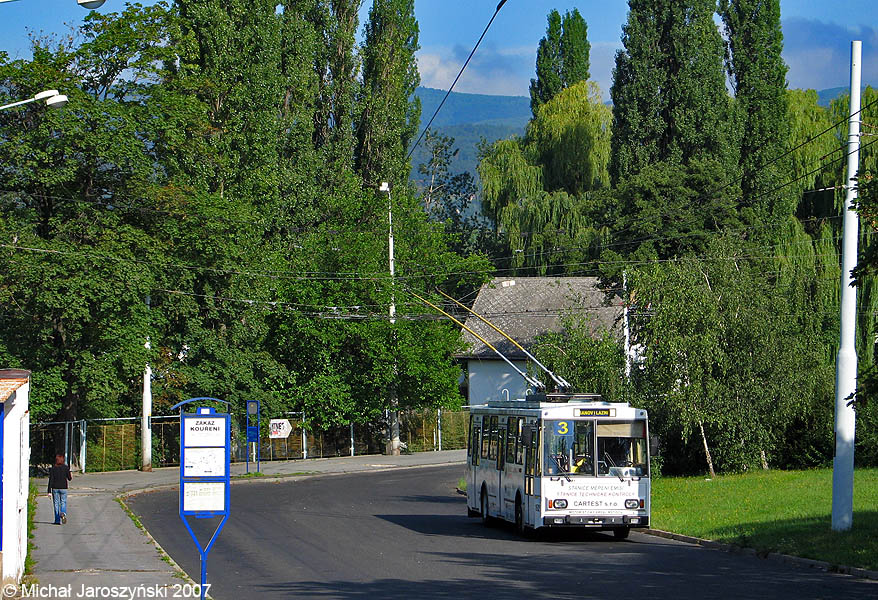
381,182 -> 401,456
142,295 -> 153,471
623,271 -> 632,379
832,40 -> 861,532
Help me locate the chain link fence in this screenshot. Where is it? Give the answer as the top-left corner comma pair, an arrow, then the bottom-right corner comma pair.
31,409 -> 469,474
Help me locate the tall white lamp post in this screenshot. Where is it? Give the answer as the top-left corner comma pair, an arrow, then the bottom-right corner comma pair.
380,182 -> 401,456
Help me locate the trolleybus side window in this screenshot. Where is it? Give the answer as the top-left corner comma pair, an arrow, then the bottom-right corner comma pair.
597,421 -> 649,477
481,417 -> 490,460
467,415 -> 472,457
524,427 -> 535,478
515,420 -> 525,465
497,426 -> 506,470
505,417 -> 518,466
470,417 -> 480,466
487,416 -> 499,460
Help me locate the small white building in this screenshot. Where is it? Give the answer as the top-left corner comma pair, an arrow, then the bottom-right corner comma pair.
0,369 -> 30,585
458,277 -> 621,404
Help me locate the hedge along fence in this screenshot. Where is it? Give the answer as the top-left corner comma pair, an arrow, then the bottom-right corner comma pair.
86,417 -> 182,472
32,409 -> 470,473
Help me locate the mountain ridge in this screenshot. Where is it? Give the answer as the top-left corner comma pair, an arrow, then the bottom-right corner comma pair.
409,84 -> 873,184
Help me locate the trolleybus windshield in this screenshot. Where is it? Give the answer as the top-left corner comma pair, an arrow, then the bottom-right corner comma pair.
544,419 -> 648,478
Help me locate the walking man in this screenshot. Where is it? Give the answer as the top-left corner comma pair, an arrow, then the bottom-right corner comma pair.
47,453 -> 72,525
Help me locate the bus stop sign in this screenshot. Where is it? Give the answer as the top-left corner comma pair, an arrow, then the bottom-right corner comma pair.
177,402 -> 231,600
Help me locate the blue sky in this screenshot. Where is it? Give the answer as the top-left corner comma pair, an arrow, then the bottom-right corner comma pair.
1,0 -> 875,98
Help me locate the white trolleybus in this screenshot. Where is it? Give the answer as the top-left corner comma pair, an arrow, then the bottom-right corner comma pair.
466,392 -> 651,539
407,287 -> 651,539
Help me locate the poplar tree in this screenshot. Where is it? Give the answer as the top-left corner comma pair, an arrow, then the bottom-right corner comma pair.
529,8 -> 590,116
721,0 -> 790,228
356,0 -> 421,188
610,0 -> 732,185
314,0 -> 361,173
173,0 -> 283,205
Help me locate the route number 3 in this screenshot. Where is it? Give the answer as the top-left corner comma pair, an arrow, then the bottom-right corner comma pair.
555,421 -> 572,436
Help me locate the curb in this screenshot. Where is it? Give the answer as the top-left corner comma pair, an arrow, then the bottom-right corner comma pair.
115,459 -> 466,498
114,494 -> 200,590
114,460 -> 467,594
644,528 -> 878,582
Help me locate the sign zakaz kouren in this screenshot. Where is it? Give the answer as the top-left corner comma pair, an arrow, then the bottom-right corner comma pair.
173,398 -> 231,600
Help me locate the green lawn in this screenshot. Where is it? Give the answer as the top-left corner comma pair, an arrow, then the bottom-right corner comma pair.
652,468 -> 878,571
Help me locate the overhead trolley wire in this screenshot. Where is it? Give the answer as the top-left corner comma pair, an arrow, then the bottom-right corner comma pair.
405,0 -> 508,162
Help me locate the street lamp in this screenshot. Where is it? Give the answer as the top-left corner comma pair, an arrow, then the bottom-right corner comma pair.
0,0 -> 106,7
0,89 -> 68,112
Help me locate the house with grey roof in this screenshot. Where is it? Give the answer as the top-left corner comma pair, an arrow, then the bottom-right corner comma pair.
457,277 -> 623,405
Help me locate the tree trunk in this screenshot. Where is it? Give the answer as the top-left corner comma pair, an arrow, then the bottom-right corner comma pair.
699,421 -> 716,478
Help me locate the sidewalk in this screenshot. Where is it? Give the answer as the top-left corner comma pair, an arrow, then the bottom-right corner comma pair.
30,450 -> 467,593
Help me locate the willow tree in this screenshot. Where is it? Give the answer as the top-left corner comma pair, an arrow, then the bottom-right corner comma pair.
787,89 -> 839,220
832,88 -> 878,382
478,138 -> 542,230
528,81 -> 611,195
480,81 -> 611,273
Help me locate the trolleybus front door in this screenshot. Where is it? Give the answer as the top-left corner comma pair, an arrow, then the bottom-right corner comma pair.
523,426 -> 537,527
496,426 -> 506,518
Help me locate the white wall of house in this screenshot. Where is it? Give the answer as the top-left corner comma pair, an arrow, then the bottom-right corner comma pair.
2,381 -> 30,584
466,359 -> 531,405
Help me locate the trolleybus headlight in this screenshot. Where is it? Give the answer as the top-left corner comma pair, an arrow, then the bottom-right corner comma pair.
625,499 -> 640,509
548,499 -> 568,509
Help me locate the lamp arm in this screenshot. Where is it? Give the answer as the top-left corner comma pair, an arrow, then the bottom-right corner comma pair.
0,97 -> 35,112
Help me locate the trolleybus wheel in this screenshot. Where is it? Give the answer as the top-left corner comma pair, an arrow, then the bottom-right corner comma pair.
480,486 -> 491,527
613,527 -> 630,540
514,496 -> 525,535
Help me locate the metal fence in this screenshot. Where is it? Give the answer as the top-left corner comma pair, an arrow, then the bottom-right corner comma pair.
31,409 -> 469,474
30,420 -> 86,475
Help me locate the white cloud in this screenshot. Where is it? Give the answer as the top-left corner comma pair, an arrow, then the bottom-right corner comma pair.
417,40 -> 621,99
782,18 -> 878,90
417,44 -> 532,96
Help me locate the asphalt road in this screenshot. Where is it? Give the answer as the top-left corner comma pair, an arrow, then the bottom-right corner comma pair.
127,465 -> 876,600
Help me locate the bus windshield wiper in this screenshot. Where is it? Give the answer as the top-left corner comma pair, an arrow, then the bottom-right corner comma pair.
604,452 -> 625,482
552,455 -> 571,482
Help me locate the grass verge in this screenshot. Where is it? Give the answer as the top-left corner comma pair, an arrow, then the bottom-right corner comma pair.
23,479 -> 39,584
652,468 -> 878,571
231,471 -> 314,480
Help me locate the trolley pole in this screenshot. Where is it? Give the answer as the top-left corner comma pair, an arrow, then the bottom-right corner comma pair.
831,40 -> 861,532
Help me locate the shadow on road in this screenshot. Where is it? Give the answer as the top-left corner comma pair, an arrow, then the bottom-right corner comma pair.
395,493 -> 468,505
246,543 -> 877,600
377,512 -> 628,545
